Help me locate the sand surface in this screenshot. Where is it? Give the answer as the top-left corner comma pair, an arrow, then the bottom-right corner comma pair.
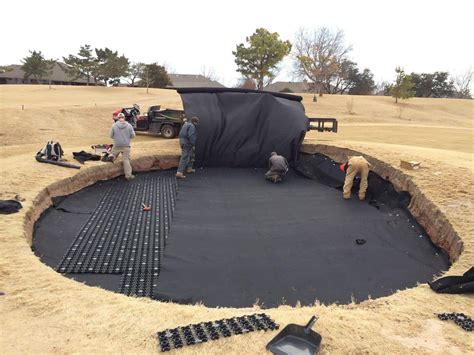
0,85 -> 473,354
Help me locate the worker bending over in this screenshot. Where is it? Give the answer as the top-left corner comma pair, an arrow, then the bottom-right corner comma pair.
265,152 -> 289,183
340,156 -> 371,200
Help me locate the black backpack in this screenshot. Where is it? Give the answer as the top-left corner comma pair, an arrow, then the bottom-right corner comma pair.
37,141 -> 64,161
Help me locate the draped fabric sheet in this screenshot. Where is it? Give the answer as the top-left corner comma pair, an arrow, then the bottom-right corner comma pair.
177,88 -> 309,168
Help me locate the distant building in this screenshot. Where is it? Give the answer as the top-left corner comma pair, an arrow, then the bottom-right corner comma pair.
167,74 -> 225,88
264,81 -> 310,93
0,64 -> 226,88
264,81 -> 339,94
0,63 -> 94,85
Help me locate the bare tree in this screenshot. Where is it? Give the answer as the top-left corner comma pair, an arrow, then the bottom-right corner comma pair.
375,80 -> 391,96
453,68 -> 473,99
293,27 -> 352,96
200,65 -> 221,82
45,59 -> 56,89
161,61 -> 176,74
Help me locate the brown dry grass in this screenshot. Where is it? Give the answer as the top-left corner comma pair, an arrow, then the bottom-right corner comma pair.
0,85 -> 473,354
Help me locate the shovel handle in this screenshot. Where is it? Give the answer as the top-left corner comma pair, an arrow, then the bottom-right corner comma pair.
304,315 -> 318,333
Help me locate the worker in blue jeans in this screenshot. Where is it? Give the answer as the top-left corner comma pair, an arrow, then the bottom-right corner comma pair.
176,116 -> 199,179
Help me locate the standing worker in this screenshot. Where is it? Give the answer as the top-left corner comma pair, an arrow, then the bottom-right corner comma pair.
176,116 -> 199,179
109,112 -> 136,180
340,156 -> 371,200
265,152 -> 289,183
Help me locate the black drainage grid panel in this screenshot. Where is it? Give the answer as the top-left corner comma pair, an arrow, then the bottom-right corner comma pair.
56,174 -> 178,297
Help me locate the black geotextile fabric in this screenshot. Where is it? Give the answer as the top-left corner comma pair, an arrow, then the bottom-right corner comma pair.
33,167 -> 450,308
72,151 -> 101,164
429,267 -> 474,294
295,153 -> 411,210
155,168 -> 449,308
178,89 -> 308,168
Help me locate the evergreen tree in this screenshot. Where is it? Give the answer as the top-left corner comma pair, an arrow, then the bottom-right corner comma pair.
21,50 -> 48,82
95,48 -> 129,85
126,62 -> 145,87
63,45 -> 97,85
138,63 -> 171,93
411,72 -> 454,98
233,28 -> 291,90
390,67 -> 414,103
348,68 -> 375,95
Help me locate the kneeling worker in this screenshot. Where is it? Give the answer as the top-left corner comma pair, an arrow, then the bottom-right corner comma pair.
176,116 -> 199,179
265,152 -> 289,183
340,156 -> 371,200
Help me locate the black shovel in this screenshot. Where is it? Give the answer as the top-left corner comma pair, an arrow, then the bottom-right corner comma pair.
266,316 -> 321,355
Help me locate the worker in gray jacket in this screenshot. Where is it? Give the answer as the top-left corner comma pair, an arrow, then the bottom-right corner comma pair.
265,152 -> 289,183
176,116 -> 199,179
109,113 -> 136,180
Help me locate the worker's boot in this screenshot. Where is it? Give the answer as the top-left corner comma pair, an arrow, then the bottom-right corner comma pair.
343,193 -> 351,200
175,172 -> 186,179
186,168 -> 196,174
359,194 -> 365,201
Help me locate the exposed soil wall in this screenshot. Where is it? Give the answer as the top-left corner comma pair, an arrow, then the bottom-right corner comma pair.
25,145 -> 462,265
300,143 -> 463,261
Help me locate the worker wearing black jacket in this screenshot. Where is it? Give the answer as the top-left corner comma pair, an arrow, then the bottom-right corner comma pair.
176,116 -> 199,179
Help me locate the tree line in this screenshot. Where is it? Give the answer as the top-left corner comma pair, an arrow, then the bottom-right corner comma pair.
14,27 -> 473,100
233,27 -> 472,100
18,46 -> 171,90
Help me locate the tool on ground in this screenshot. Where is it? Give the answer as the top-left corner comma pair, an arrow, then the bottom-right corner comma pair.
156,313 -> 278,352
400,160 -> 421,170
142,203 -> 151,211
266,315 -> 321,355
35,155 -> 81,169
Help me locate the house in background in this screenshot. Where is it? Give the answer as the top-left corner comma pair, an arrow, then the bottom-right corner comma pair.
0,63 -> 93,85
264,80 -> 339,94
167,74 -> 225,88
264,81 -> 310,93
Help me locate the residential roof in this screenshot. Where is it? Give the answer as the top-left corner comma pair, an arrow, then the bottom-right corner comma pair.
167,74 -> 225,88
264,81 -> 310,93
0,63 -> 90,83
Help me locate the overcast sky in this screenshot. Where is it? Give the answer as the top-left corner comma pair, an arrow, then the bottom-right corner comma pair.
1,0 -> 473,87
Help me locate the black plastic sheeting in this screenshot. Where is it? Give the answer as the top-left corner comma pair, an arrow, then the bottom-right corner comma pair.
33,165 -> 450,308
177,88 -> 308,168
429,267 -> 474,294
154,168 -> 448,307
295,153 -> 411,210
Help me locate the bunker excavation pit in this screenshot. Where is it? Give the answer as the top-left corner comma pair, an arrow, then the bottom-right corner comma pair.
30,148 -> 457,308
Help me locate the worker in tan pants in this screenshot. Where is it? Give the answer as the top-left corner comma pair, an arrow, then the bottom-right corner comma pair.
340,156 -> 371,200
